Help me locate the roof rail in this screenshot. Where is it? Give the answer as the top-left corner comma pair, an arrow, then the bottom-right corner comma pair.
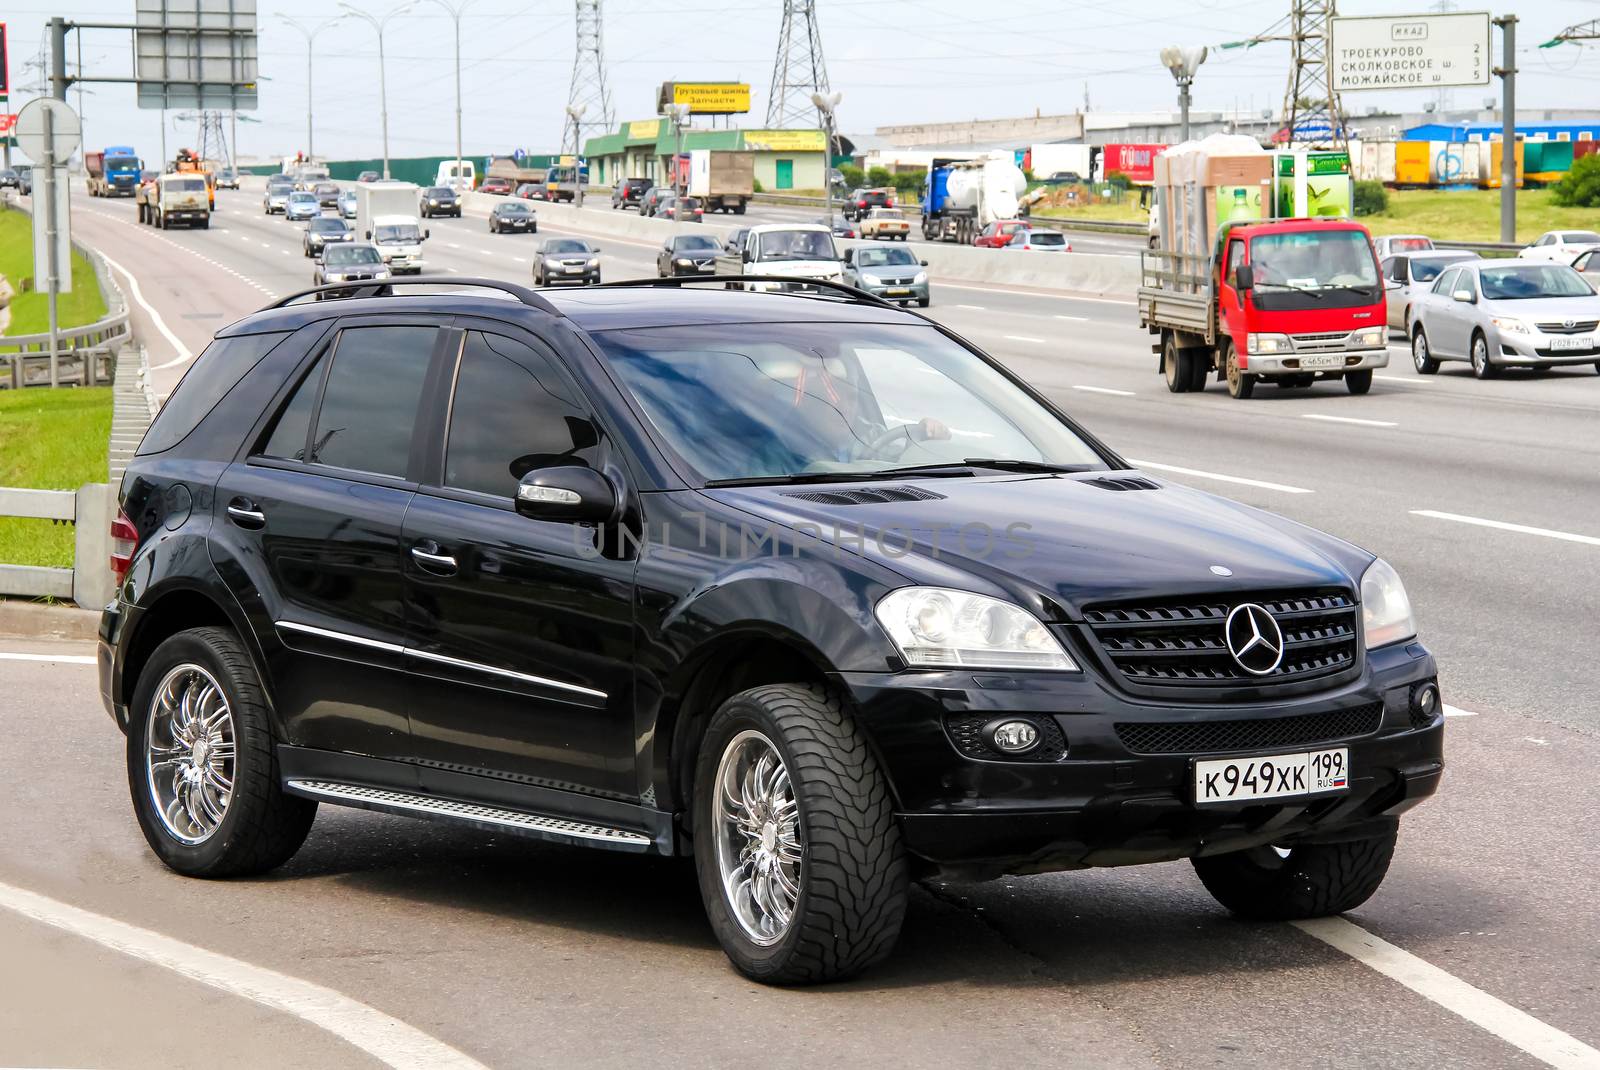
269,275 -> 565,315
591,275 -> 906,312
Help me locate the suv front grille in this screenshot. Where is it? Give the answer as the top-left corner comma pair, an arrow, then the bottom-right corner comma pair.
1114,702 -> 1383,755
1081,588 -> 1358,689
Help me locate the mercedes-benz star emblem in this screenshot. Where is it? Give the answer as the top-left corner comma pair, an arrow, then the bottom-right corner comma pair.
1224,603 -> 1285,675
1209,565 -> 1233,577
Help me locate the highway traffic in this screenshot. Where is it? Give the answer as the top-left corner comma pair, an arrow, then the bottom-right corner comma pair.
3,172 -> 1597,1067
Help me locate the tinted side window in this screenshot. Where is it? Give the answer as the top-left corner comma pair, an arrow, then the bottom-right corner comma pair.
1225,240 -> 1245,285
1432,267 -> 1460,295
444,332 -> 598,498
258,353 -> 327,461
311,326 -> 438,477
138,333 -> 290,455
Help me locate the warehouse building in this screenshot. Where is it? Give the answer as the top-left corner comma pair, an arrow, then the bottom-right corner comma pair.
583,120 -> 829,190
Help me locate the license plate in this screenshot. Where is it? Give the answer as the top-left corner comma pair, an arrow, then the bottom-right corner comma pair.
1193,747 -> 1348,805
563,265 -> 584,274
1297,353 -> 1342,370
1551,336 -> 1593,351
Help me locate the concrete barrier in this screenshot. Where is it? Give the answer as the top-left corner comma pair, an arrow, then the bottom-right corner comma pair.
462,192 -> 1141,298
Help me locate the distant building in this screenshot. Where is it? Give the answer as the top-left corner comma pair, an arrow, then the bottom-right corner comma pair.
583,119 -> 828,191
1403,120 -> 1600,142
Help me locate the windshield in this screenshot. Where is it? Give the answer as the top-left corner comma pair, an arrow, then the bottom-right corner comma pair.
170,178 -> 207,192
1562,232 -> 1600,244
269,179 -> 293,190
289,192 -> 316,202
106,156 -> 140,170
593,323 -> 1105,484
674,235 -> 719,252
374,224 -> 421,243
1479,265 -> 1595,300
499,203 -> 530,214
310,219 -> 347,233
1250,230 -> 1379,310
426,187 -> 453,197
545,240 -> 591,254
1411,255 -> 1471,282
855,246 -> 917,268
326,246 -> 382,266
1027,232 -> 1067,246
1387,237 -> 1432,253
757,231 -> 837,261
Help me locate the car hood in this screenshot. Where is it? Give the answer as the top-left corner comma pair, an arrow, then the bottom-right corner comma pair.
704,473 -> 1369,620
1481,296 -> 1600,321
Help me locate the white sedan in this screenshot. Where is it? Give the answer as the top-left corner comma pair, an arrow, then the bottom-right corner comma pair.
1518,229 -> 1600,262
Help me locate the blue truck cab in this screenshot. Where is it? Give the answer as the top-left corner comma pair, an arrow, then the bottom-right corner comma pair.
95,146 -> 145,198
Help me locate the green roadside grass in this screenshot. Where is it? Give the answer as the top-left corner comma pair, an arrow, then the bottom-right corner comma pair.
0,208 -> 109,339
0,386 -> 113,568
1030,187 -> 1600,243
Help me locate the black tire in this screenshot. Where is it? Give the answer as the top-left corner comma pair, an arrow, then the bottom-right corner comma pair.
1470,331 -> 1500,379
1223,340 -> 1255,399
1411,328 -> 1439,374
1192,826 -> 1398,920
1186,348 -> 1212,392
692,683 -> 908,985
1593,362 -> 1600,374
1162,333 -> 1193,394
127,626 -> 316,878
1345,369 -> 1374,395
918,297 -> 930,308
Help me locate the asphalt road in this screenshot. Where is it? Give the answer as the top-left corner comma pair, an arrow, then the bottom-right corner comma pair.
3,182 -> 1597,1069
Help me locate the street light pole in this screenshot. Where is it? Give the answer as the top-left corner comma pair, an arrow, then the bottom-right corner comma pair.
423,0 -> 473,190
663,103 -> 689,197
1161,46 -> 1208,143
278,16 -> 345,161
810,91 -> 842,229
340,3 -> 414,180
565,104 -> 586,207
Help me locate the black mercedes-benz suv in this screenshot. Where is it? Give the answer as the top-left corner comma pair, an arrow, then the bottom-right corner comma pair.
100,277 -> 1443,985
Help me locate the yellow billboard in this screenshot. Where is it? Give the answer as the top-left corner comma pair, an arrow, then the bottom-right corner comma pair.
741,129 -> 827,152
627,119 -> 661,140
663,82 -> 751,115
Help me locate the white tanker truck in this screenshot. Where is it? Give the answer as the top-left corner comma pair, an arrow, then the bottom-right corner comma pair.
920,152 -> 1028,243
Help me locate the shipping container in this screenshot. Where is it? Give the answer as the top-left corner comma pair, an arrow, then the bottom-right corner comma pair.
1377,142 -> 1397,185
1394,141 -> 1430,186
1101,143 -> 1166,184
1486,140 -> 1525,188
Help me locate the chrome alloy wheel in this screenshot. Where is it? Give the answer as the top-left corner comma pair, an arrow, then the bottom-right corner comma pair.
713,730 -> 803,946
145,663 -> 236,845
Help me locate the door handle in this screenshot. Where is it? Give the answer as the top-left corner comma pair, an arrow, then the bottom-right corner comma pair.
226,499 -> 266,529
411,543 -> 458,576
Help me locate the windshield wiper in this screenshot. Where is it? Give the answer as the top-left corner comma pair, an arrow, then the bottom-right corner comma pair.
704,468 -> 976,488
880,458 -> 1099,476
1256,281 -> 1325,300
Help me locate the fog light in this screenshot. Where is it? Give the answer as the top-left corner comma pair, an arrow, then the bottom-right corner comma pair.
990,720 -> 1039,753
1414,682 -> 1441,718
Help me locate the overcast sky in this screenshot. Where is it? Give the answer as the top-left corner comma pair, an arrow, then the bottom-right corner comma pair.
6,1 -> 1598,163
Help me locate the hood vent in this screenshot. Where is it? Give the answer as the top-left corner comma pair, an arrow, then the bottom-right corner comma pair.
1081,476 -> 1161,492
783,485 -> 947,506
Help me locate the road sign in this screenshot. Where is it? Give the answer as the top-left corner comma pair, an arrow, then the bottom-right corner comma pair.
1330,12 -> 1491,91
135,0 -> 259,110
1,21 -> 11,96
15,98 -> 81,164
657,82 -> 751,116
33,165 -> 72,296
0,114 -> 16,136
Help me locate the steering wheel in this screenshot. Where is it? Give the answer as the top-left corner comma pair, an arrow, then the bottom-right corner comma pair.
862,423 -> 917,460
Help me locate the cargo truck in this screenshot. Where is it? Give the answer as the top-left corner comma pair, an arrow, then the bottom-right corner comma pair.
1138,138 -> 1387,399
356,180 -> 429,274
87,146 -> 144,197
687,150 -> 755,214
920,152 -> 1027,244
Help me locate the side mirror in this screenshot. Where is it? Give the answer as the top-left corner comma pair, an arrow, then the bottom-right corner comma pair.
1452,288 -> 1475,303
591,246 -> 602,254
423,229 -> 431,241
920,259 -> 929,267
514,466 -> 617,524
742,248 -> 754,263
1234,263 -> 1254,291
364,230 -> 372,240
842,249 -> 855,263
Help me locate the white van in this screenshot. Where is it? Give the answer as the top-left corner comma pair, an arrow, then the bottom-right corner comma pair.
435,159 -> 477,192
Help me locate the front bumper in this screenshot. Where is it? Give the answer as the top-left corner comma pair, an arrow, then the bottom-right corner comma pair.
1497,329 -> 1600,365
857,280 -> 930,303
839,639 -> 1442,878
1242,347 -> 1389,375
669,261 -> 717,276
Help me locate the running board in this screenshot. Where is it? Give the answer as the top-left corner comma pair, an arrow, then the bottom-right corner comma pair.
284,780 -> 654,853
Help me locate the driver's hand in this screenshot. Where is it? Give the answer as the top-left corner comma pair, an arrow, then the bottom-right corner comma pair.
915,418 -> 951,442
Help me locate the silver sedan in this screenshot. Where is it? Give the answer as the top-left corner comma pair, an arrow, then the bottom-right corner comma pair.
1380,250 -> 1477,335
1410,260 -> 1600,379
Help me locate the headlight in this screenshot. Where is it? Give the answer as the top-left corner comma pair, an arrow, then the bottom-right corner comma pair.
1247,333 -> 1293,354
860,274 -> 882,286
1491,316 -> 1529,335
913,272 -> 928,284
323,272 -> 344,282
675,258 -> 694,266
1361,558 -> 1416,649
588,258 -> 600,267
374,270 -> 391,279
1351,327 -> 1384,347
875,587 -> 1079,671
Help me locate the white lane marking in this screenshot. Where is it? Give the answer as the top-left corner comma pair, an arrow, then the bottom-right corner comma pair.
939,280 -> 1136,305
955,303 -> 986,311
1410,510 -> 1600,547
446,242 -> 461,249
0,651 -> 96,665
1072,384 -> 1135,397
511,256 -> 528,263
1301,413 -> 1398,428
1374,374 -> 1437,386
1128,459 -> 1313,494
1295,917 -> 1600,1070
1004,335 -> 1046,344
1054,314 -> 1090,322
0,881 -> 489,1070
1443,704 -> 1479,718
98,253 -> 195,369
1525,737 -> 1551,746
259,241 -> 271,248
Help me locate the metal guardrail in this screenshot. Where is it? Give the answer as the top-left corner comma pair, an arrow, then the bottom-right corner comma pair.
0,484 -> 112,604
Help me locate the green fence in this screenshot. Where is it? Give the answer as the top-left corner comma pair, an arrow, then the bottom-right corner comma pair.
244,154 -> 562,186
